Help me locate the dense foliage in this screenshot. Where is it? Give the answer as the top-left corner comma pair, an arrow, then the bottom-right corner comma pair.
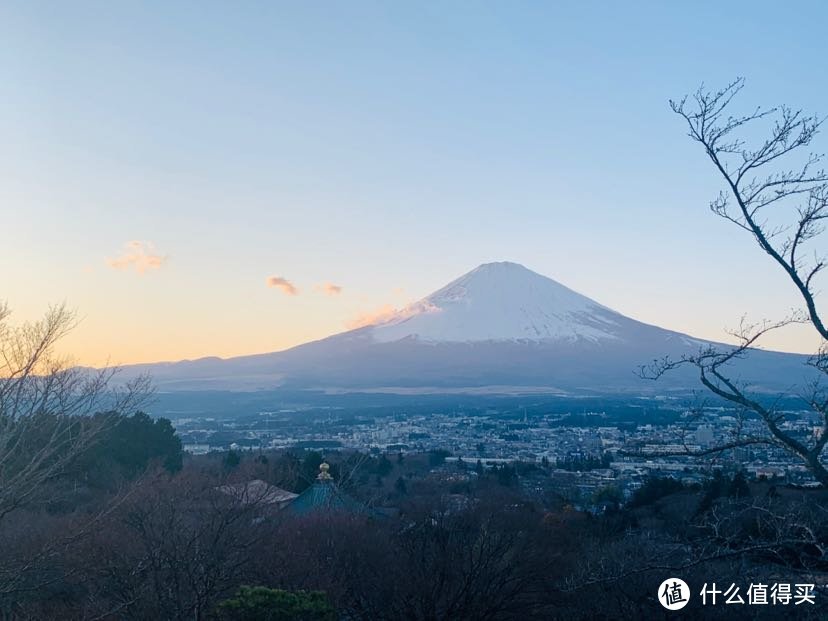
214,587 -> 335,621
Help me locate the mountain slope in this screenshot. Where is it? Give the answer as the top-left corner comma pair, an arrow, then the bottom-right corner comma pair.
124,262 -> 811,393
371,262 -> 626,344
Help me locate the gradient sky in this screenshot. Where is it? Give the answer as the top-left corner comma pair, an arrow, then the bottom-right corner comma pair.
2,1 -> 827,366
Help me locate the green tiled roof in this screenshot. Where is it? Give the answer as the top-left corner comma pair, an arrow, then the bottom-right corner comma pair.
286,480 -> 367,516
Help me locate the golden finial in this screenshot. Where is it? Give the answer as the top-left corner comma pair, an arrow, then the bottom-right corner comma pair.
317,462 -> 333,481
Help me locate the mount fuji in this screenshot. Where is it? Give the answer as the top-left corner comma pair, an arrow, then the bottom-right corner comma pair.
369,261 -> 658,345
127,262 -> 810,394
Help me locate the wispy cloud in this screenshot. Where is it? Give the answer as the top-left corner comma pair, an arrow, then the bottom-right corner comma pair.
107,241 -> 167,274
266,276 -> 299,296
316,282 -> 343,296
347,297 -> 438,330
347,304 -> 399,329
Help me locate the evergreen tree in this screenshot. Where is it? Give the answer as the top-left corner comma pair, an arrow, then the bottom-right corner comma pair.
214,586 -> 335,621
728,471 -> 751,498
394,476 -> 407,495
223,450 -> 241,470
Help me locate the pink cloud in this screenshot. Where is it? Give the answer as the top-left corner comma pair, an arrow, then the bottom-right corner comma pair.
266,276 -> 299,296
316,282 -> 343,296
347,298 -> 439,330
347,304 -> 399,329
107,241 -> 167,274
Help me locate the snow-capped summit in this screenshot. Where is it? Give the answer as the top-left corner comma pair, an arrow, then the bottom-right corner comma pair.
370,262 -> 623,344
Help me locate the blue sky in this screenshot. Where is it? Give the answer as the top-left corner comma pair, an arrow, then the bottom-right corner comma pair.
2,1 -> 827,364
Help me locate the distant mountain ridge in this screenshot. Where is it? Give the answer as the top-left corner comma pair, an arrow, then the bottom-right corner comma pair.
121,262 -> 811,394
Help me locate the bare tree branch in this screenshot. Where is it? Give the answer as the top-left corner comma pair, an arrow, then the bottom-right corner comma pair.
659,80 -> 828,485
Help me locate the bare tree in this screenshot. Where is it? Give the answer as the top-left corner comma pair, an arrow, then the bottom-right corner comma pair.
559,492 -> 828,619
641,79 -> 828,486
96,469 -> 266,621
0,301 -> 150,601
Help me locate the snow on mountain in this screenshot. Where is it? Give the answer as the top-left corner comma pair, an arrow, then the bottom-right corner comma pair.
370,262 -> 623,344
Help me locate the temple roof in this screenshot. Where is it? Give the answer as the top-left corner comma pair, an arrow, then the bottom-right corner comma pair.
285,462 -> 369,516
216,479 -> 299,506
